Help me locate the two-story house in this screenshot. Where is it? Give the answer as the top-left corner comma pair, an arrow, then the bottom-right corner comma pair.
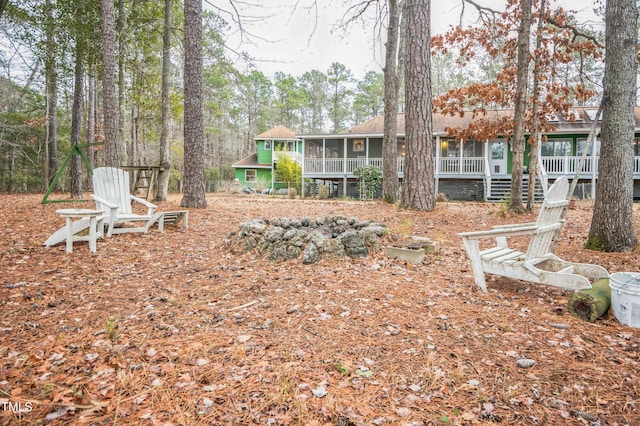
232,125 -> 302,193
234,108 -> 640,200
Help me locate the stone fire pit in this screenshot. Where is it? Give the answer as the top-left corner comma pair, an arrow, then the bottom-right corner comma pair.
226,216 -> 387,264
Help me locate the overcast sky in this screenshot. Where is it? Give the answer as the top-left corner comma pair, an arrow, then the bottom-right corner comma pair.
219,0 -> 603,79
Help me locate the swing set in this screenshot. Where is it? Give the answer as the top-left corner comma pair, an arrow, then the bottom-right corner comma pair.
41,142 -> 98,204
41,142 -> 161,204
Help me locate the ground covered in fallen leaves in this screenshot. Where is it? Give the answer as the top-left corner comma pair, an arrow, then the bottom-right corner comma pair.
1,193 -> 639,426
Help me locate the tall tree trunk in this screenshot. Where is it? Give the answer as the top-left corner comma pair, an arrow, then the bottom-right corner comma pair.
526,0 -> 545,212
382,0 -> 400,203
509,0 -> 533,214
8,148 -> 15,194
101,0 -> 120,167
0,0 -> 8,19
180,0 -> 207,208
70,43 -> 84,198
131,105 -> 138,166
156,0 -> 172,201
45,0 -> 58,189
397,6 -> 406,112
117,0 -> 128,165
401,0 -> 434,211
588,0 -> 638,252
86,71 -> 96,188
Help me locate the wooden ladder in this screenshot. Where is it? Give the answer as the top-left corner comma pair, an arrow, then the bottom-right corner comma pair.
121,166 -> 161,200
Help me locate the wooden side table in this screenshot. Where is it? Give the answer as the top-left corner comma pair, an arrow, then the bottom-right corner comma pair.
55,209 -> 105,253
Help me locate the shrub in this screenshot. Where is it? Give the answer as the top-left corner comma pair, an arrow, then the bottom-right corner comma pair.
318,185 -> 329,199
274,149 -> 302,195
353,166 -> 382,200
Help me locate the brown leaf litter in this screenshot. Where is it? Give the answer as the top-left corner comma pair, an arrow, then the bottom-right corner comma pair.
1,193 -> 639,425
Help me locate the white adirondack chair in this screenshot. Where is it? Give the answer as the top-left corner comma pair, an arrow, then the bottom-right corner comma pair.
459,176 -> 608,291
91,167 -> 157,236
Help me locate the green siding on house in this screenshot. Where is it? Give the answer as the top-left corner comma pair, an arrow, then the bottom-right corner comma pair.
234,167 -> 273,188
256,169 -> 272,185
256,139 -> 302,164
256,140 -> 273,164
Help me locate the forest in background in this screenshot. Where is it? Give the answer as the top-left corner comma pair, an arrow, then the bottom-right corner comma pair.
0,1 -> 399,194
0,0 -> 606,195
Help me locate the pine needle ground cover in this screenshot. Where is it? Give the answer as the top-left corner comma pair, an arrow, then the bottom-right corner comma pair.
1,194 -> 639,425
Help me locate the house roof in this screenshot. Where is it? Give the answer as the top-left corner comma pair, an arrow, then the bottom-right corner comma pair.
343,111 -> 506,135
256,125 -> 298,140
339,106 -> 640,137
231,153 -> 272,169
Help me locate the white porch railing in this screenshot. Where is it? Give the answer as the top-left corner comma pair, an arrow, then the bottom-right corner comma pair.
304,157 -> 390,175
541,156 -> 599,175
305,155 -> 640,177
439,157 -> 485,174
346,158 -> 367,173
305,159 -> 324,173
325,158 -> 344,174
523,155 -> 640,176
305,156 -> 485,175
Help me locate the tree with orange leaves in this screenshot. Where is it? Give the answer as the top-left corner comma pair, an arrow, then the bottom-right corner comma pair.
432,0 -> 602,212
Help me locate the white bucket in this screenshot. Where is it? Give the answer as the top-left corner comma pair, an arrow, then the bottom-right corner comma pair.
609,272 -> 640,328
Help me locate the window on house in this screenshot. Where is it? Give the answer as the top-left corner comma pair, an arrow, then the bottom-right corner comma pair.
541,139 -> 572,156
325,139 -> 343,158
264,141 -> 272,150
305,140 -> 322,158
245,169 -> 256,182
463,140 -> 483,157
447,140 -> 460,157
634,138 -> 640,156
576,138 -> 601,156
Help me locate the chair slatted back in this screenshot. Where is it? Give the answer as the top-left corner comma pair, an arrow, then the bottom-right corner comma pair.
526,176 -> 570,259
92,167 -> 133,215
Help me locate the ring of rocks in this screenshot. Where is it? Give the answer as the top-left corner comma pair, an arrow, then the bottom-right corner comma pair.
226,216 -> 387,264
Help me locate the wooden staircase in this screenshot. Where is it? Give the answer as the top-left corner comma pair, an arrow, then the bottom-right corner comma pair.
486,175 -> 545,203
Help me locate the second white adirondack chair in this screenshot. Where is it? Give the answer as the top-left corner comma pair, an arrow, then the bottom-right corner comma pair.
91,167 -> 157,236
459,176 -> 608,291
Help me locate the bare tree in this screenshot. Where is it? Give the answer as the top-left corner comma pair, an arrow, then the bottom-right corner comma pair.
156,0 -> 172,202
45,0 -> 58,188
401,0 -> 434,211
382,0 -> 401,203
180,0 -> 207,208
117,0 -> 128,164
508,0 -> 533,214
101,0 -> 119,166
587,0 -> 638,252
86,71 -> 96,187
526,0 -> 545,212
69,22 -> 84,198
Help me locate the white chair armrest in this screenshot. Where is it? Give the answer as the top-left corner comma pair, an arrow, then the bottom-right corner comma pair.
91,194 -> 119,209
130,195 -> 158,216
492,221 -> 537,230
458,224 -> 539,240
